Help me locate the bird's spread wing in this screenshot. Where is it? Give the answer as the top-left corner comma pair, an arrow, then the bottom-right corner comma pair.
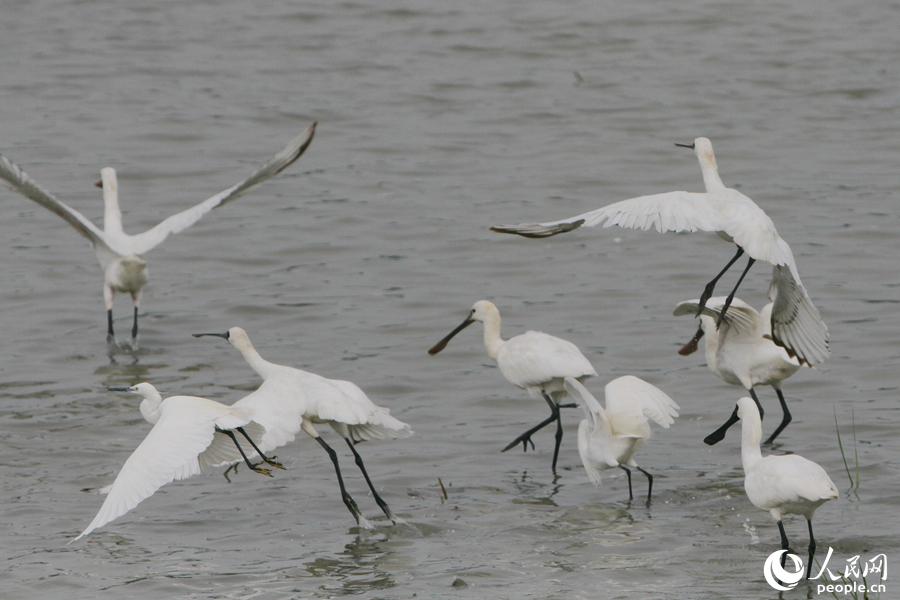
768,264 -> 829,366
673,296 -> 764,338
232,380 -> 304,454
491,191 -> 720,238
564,377 -> 611,437
126,122 -> 317,255
0,153 -> 111,252
603,375 -> 679,431
309,377 -> 413,441
71,404 -> 225,541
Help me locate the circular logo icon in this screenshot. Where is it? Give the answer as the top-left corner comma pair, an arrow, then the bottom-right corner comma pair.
764,550 -> 805,590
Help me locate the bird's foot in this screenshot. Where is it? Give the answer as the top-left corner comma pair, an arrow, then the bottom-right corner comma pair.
249,463 -> 273,477
502,434 -> 536,453
264,456 -> 286,470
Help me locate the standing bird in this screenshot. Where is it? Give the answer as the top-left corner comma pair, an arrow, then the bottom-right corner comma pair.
428,300 -> 597,474
71,383 -> 281,542
565,376 -> 679,502
0,122 -> 316,346
674,296 -> 802,445
490,137 -> 829,367
734,396 -> 838,580
193,327 -> 412,528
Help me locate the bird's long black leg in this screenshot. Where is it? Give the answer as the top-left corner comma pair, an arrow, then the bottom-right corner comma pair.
703,405 -> 740,445
749,388 -> 765,420
236,426 -> 285,469
315,436 -> 364,525
220,429 -> 272,477
715,256 -> 756,329
619,465 -> 634,500
550,395 -> 564,475
806,519 -> 816,579
345,438 -> 397,524
501,393 -> 560,457
107,309 -> 115,343
764,388 -> 792,445
698,246 -> 745,315
131,306 -> 139,340
636,466 -> 653,502
776,520 -> 791,586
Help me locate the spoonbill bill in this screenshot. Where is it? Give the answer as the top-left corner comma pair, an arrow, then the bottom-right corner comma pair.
71,382 -> 281,542
193,327 -> 412,528
490,137 -> 829,367
0,122 -> 316,345
734,396 -> 838,580
428,300 -> 597,474
674,296 -> 802,445
565,376 -> 678,502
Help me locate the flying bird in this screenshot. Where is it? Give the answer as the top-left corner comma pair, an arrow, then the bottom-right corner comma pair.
674,296 -> 802,445
566,376 -> 679,502
194,327 -> 412,528
71,382 -> 281,542
490,137 -> 829,367
428,300 -> 597,474
733,396 -> 838,580
0,122 -> 316,346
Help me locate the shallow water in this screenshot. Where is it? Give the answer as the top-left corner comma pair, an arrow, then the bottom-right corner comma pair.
1,1 -> 898,599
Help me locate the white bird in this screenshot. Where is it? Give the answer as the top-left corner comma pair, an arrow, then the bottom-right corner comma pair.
193,327 -> 412,528
71,382 -> 281,542
0,122 -> 316,346
674,296 -> 802,445
565,376 -> 679,502
734,396 -> 838,580
428,300 -> 598,474
490,137 -> 829,367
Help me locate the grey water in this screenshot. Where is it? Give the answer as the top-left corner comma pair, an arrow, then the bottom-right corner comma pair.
1,1 -> 898,599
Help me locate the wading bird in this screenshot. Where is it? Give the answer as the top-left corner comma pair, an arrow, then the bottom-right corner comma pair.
428,300 -> 597,474
71,383 -> 281,542
193,327 -> 412,528
0,122 -> 316,346
565,376 -> 678,502
674,296 -> 802,445
490,137 -> 828,367
733,396 -> 837,580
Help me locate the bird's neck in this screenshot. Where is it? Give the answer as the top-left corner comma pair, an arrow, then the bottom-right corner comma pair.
234,339 -> 278,380
700,317 -> 719,367
139,396 -> 162,425
481,313 -> 505,362
740,416 -> 764,471
102,184 -> 124,235
699,155 -> 727,193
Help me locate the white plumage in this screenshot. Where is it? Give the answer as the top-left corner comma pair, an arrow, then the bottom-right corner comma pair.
736,397 -> 838,579
490,137 -> 829,367
71,382 -> 275,542
428,300 -> 597,473
194,327 -> 412,528
566,376 -> 679,501
674,296 -> 802,445
0,123 -> 316,345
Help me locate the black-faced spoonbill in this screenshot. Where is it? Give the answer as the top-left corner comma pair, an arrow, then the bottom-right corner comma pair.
0,122 -> 315,346
734,397 -> 838,580
428,300 -> 597,474
490,137 -> 829,367
674,296 -> 802,445
193,327 -> 412,528
71,382 -> 280,542
564,376 -> 679,502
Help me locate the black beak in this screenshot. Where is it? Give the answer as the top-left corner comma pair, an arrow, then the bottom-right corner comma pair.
678,326 -> 705,356
193,332 -> 230,340
703,406 -> 740,446
94,180 -> 103,188
428,315 -> 475,355
108,386 -> 133,392
674,142 -> 695,149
